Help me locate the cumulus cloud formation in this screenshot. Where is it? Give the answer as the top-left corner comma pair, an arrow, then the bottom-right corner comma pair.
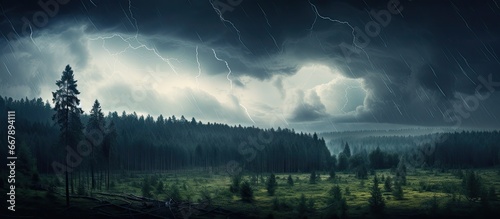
0,0 -> 499,131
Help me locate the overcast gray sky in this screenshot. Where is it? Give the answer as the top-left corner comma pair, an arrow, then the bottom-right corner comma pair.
1,0 -> 499,132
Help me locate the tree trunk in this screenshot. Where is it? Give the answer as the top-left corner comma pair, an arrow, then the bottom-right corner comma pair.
91,159 -> 95,190
71,172 -> 74,194
65,156 -> 70,206
107,154 -> 110,190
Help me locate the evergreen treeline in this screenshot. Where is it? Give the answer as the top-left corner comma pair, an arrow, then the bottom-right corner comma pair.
0,96 -> 330,175
327,132 -> 500,171
1,95 -> 499,178
326,134 -> 439,155
426,131 -> 500,168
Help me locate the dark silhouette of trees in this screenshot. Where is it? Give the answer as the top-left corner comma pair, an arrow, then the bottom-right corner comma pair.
326,185 -> 348,219
287,174 -> 294,186
463,170 -> 482,201
384,176 -> 392,192
369,146 -> 399,169
329,169 -> 336,181
338,153 -> 349,171
343,142 -> 351,158
240,181 -> 254,202
103,120 -> 116,190
230,174 -> 242,194
355,163 -> 368,179
309,171 -> 317,184
368,175 -> 385,214
87,99 -> 105,190
297,193 -> 309,217
51,64 -> 83,207
392,179 -> 404,200
267,173 -> 278,196
396,158 -> 407,185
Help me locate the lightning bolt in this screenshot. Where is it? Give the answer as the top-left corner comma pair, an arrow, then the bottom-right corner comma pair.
340,85 -> 364,113
212,49 -> 233,90
128,0 -> 139,32
239,104 -> 255,124
28,24 -> 41,52
195,46 -> 202,87
88,0 -> 179,74
209,0 -> 251,52
257,3 -> 271,27
308,1 -> 373,68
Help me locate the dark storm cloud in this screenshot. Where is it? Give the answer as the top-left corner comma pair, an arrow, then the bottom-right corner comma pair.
0,22 -> 90,98
1,0 -> 499,128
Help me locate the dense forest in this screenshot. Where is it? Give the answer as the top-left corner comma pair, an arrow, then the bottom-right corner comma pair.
323,131 -> 500,170
0,96 -> 331,177
2,95 -> 500,183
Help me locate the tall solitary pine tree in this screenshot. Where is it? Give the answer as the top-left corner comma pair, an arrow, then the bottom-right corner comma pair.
52,64 -> 84,206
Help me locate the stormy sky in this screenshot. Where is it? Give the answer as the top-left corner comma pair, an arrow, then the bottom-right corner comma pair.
1,0 -> 499,132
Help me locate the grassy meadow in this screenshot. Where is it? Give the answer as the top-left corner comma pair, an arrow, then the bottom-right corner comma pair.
9,168 -> 500,218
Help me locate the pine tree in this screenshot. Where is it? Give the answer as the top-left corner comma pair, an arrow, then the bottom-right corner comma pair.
368,175 -> 385,214
463,170 -> 482,201
103,120 -> 117,190
384,176 -> 392,192
287,174 -> 294,186
328,185 -> 342,204
297,193 -> 308,217
326,185 -> 349,219
343,142 -> 351,158
329,168 -> 336,181
267,173 -> 278,196
356,164 -> 368,179
87,99 -> 105,190
52,64 -> 83,206
230,174 -> 242,193
396,157 -> 407,185
339,198 -> 348,219
309,171 -> 317,184
338,153 -> 349,171
392,179 -> 404,200
240,181 -> 254,202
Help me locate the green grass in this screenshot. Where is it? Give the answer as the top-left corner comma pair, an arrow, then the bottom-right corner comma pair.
4,168 -> 500,218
